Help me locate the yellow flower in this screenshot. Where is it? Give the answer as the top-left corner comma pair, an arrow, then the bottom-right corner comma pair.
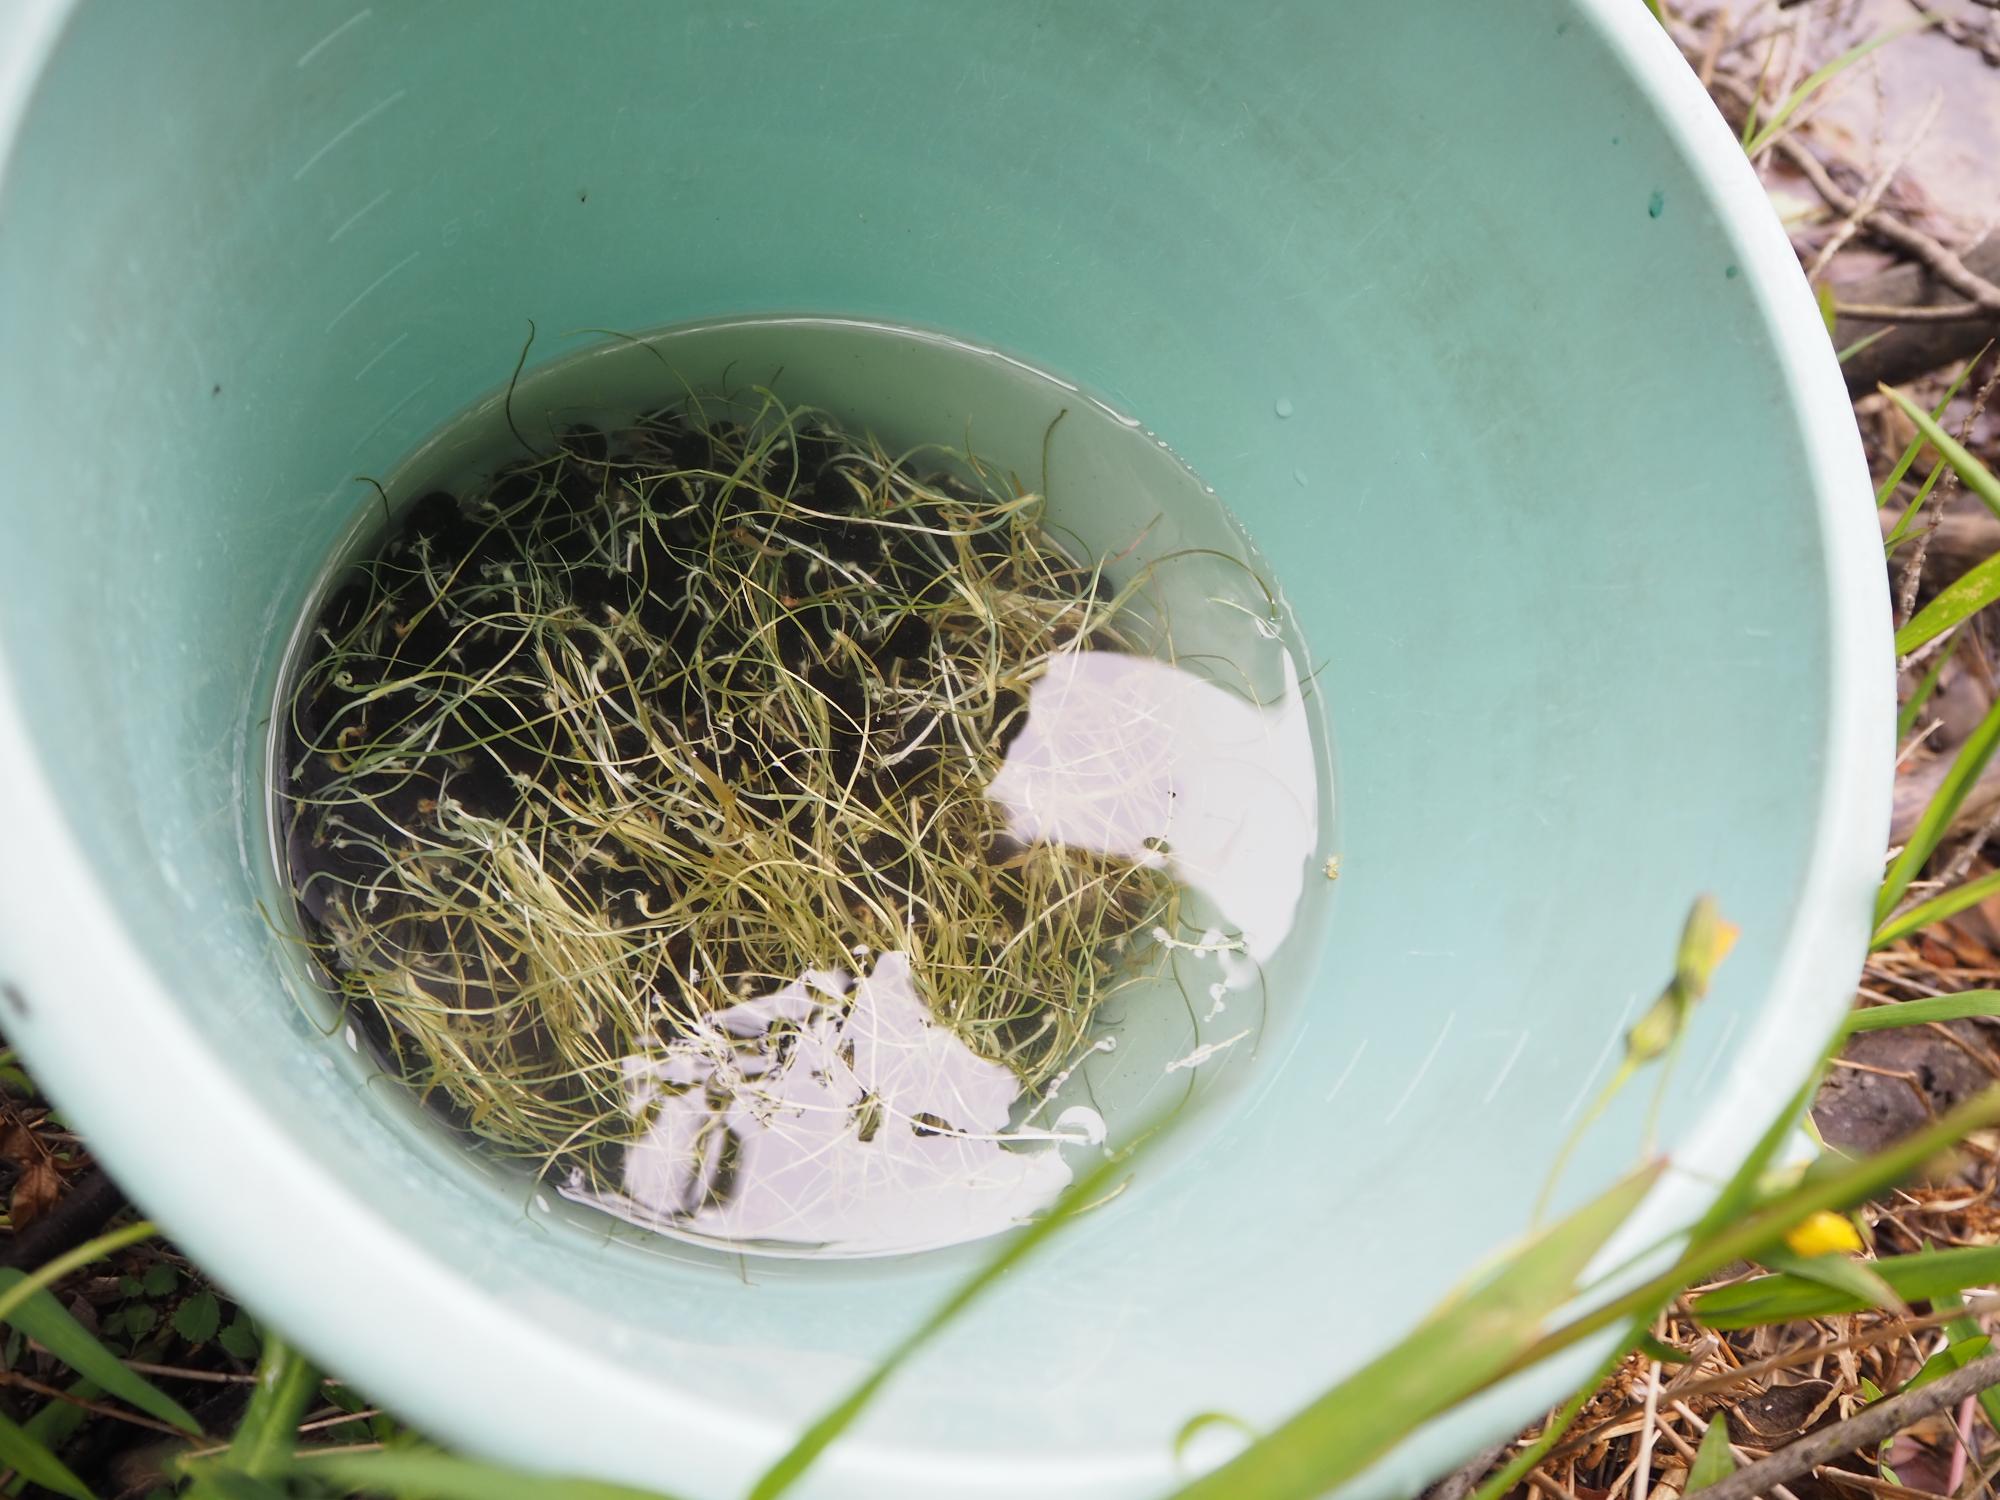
1784,1210 -> 1863,1258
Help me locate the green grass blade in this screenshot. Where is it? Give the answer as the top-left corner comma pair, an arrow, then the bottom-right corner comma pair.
1878,692 -> 2000,922
1509,1089 -> 2000,1368
1883,384 -> 2000,523
1694,1243 -> 2000,1328
1472,1059 -> 1830,1500
1884,458 -> 1952,550
0,1225 -> 202,1436
1756,1245 -> 1906,1317
1634,1331 -> 1687,1364
225,1333 -> 318,1479
1839,327 -> 1894,366
748,1141 -> 1153,1500
1940,1293 -> 2000,1433
1906,1334 -> 1991,1392
281,1450 -> 682,1500
1745,21 -> 1930,156
0,1273 -> 200,1435
1162,1164 -> 1664,1500
1686,1415 -> 1735,1492
1877,364 -> 1977,509
1844,989 -> 2000,1033
176,1473 -> 288,1500
1691,1071 -> 1822,1242
0,1410 -> 95,1500
1898,551 -> 2000,655
1470,1345 -> 1629,1500
1897,635 -> 1960,738
0,1221 -> 157,1327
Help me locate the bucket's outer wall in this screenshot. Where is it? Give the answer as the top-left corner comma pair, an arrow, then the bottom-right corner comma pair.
0,2 -> 1886,1498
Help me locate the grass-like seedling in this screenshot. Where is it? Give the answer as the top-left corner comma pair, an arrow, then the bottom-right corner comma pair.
278,391 -> 1179,1195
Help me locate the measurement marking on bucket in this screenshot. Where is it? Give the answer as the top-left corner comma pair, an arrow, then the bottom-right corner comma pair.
327,250 -> 421,333
328,189 -> 393,246
1385,1012 -> 1456,1124
296,9 -> 372,70
1482,1030 -> 1531,1106
1323,1039 -> 1369,1105
1559,992 -> 1642,1125
293,90 -> 407,182
354,331 -> 410,382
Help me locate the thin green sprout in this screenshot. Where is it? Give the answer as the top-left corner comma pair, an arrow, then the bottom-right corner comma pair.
278,392 -> 1254,1202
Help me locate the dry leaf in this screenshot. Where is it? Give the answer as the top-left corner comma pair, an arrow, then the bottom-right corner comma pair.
0,1121 -> 35,1165
9,1159 -> 62,1228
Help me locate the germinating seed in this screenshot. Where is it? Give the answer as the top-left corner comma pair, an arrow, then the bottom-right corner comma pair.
273,319 -> 1327,1257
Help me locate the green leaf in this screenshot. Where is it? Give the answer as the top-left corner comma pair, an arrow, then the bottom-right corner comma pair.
1634,1331 -> 1688,1364
1695,1243 -> 2000,1328
0,1221 -> 159,1328
286,1450 -> 682,1500
1879,861 -> 2000,946
141,1264 -> 177,1299
1843,990 -> 2000,1033
0,1271 -> 200,1434
225,1334 -> 318,1479
1939,1293 -> 2000,1434
1897,552 -> 2000,657
1884,457 -> 1953,551
1898,635 -> 1961,739
1878,692 -> 2000,923
1758,1246 -> 1906,1317
177,1472 -> 287,1500
1692,1071 -> 1826,1243
119,1304 -> 158,1340
11,1377 -> 100,1497
1878,363 -> 1978,510
747,1139 -> 1162,1500
1474,1074 -> 1827,1500
0,1410 -> 95,1500
1686,1415 -> 1735,1493
1510,1089 -> 2000,1365
1174,1412 -> 1258,1464
116,1276 -> 145,1300
1906,1334 -> 1991,1393
217,1316 -> 259,1361
1884,383 -> 2000,524
173,1292 -> 221,1345
1816,283 -> 1839,337
1838,327 -> 1893,366
1745,21 -> 1933,156
1162,1164 -> 1665,1500
1471,1367 -> 1606,1500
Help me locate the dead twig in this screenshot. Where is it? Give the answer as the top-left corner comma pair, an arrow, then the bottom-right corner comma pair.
1839,301 -> 1993,323
1691,1348 -> 2000,1500
1807,89 -> 1942,282
1422,1442 -> 1509,1500
0,1371 -> 189,1439
1775,127 -> 2000,314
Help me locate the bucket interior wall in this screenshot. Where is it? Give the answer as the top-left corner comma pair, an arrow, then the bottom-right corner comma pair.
0,1 -> 1859,1493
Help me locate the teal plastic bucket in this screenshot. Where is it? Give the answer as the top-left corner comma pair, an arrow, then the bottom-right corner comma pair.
0,3 -> 1886,1496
